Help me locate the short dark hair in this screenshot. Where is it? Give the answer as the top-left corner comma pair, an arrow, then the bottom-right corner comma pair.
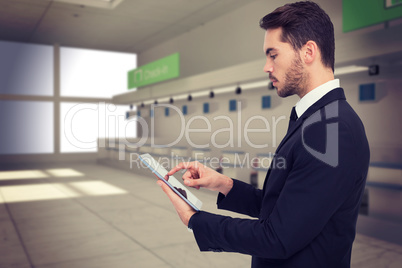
259,1 -> 335,72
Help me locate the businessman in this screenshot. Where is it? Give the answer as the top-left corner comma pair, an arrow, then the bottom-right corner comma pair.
158,1 -> 370,267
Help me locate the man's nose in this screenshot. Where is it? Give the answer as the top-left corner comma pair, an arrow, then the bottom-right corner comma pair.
263,61 -> 273,73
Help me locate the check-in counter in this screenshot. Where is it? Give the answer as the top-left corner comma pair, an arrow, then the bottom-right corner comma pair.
252,153 -> 275,189
138,144 -> 153,154
124,143 -> 139,163
191,148 -> 212,164
366,162 -> 402,190
153,146 -> 170,158
97,138 -> 109,159
220,151 -> 250,183
170,147 -> 188,161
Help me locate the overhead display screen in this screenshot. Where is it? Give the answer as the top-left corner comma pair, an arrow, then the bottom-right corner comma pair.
343,0 -> 402,32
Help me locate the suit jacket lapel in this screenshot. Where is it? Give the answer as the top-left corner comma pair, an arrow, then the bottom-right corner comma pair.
262,88 -> 346,191
274,88 -> 346,154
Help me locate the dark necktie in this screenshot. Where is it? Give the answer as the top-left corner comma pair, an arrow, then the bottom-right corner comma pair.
287,106 -> 298,133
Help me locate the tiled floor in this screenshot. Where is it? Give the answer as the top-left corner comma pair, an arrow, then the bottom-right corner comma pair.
0,163 -> 401,268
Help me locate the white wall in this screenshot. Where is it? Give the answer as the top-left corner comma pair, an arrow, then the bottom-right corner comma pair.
126,0 -> 402,106
138,0 -> 272,78
137,0 -> 400,79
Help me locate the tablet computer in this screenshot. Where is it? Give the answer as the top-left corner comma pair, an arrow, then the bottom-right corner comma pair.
139,153 -> 203,211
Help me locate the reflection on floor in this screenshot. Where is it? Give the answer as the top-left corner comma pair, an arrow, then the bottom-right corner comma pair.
0,163 -> 401,268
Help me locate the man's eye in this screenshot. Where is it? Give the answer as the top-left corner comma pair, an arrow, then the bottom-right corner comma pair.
270,54 -> 277,60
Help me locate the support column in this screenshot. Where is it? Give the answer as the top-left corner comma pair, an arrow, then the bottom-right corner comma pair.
54,43 -> 60,154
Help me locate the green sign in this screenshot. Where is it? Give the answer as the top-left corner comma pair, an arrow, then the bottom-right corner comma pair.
128,53 -> 180,89
343,0 -> 402,32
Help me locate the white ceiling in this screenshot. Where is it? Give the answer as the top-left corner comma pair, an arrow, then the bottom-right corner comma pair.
1,0 -> 401,67
0,0 -> 255,53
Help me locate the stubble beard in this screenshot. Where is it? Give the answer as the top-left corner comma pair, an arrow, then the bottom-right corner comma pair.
276,54 -> 308,98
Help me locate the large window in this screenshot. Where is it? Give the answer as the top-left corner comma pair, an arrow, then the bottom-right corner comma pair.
60,47 -> 137,98
0,41 -> 53,96
0,101 -> 53,154
60,103 -> 136,153
0,41 -> 137,155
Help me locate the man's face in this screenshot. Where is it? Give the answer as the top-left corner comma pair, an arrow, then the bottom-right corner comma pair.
263,28 -> 307,98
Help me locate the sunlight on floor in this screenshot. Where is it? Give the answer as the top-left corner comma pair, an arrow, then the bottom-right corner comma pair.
69,181 -> 128,196
0,170 -> 49,180
1,184 -> 75,202
0,168 -> 127,203
45,168 -> 85,177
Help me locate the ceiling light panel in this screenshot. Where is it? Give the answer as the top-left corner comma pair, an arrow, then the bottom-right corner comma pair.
54,0 -> 124,9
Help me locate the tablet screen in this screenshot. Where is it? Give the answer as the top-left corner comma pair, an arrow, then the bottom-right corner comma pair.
139,153 -> 203,211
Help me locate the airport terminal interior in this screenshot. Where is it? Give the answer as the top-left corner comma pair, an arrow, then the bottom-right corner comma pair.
0,0 -> 402,267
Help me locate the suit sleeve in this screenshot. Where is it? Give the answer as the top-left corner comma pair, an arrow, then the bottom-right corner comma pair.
189,121 -> 368,259
216,179 -> 263,218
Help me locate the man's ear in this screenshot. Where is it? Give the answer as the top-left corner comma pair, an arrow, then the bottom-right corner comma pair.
302,40 -> 318,65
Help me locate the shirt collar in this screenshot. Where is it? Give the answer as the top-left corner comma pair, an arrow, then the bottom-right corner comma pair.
295,79 -> 340,118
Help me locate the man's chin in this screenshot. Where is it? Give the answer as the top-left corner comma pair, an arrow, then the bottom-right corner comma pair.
276,87 -> 295,98
276,87 -> 286,98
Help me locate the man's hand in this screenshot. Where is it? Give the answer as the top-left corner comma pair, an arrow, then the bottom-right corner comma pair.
157,179 -> 196,226
165,161 -> 233,196
157,161 -> 233,226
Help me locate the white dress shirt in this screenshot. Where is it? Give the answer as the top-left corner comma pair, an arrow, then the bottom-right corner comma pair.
295,79 -> 340,119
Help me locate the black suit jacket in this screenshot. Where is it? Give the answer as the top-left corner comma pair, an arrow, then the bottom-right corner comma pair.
189,88 -> 370,267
